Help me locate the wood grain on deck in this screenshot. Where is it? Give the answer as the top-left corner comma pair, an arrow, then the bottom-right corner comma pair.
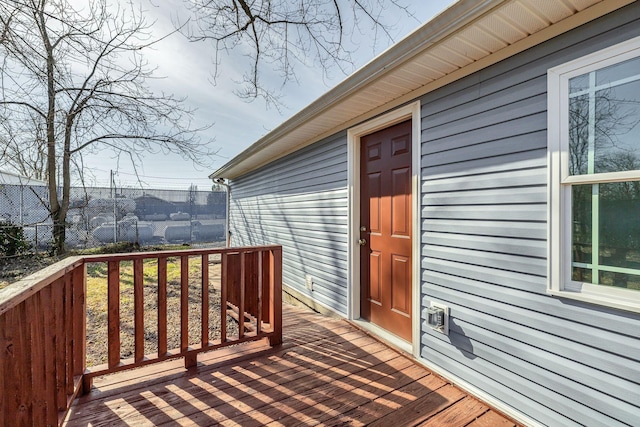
64,304 -> 518,427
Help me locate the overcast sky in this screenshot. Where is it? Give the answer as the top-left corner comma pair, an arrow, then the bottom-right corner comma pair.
84,1 -> 455,190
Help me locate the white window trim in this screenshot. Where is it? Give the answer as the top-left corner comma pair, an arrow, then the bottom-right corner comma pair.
548,35 -> 640,313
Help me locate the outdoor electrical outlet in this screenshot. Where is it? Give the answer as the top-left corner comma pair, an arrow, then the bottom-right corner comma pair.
305,274 -> 313,291
427,302 -> 449,335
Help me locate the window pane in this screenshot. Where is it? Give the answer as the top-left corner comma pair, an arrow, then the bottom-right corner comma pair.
599,271 -> 640,291
595,55 -> 640,86
568,56 -> 640,177
573,182 -> 640,290
599,182 -> 640,281
569,94 -> 590,175
569,74 -> 589,94
593,80 -> 640,173
572,267 -> 592,283
572,185 -> 592,264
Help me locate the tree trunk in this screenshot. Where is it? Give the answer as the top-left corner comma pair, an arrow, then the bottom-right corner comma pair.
39,4 -> 66,255
51,210 -> 66,256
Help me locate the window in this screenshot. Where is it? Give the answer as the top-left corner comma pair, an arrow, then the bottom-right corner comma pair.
548,36 -> 640,312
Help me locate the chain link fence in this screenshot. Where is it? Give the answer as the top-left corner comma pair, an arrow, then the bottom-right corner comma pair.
0,183 -> 226,253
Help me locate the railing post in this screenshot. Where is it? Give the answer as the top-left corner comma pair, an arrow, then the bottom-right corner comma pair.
72,264 -> 86,381
269,247 -> 283,346
181,256 -> 196,369
64,272 -> 74,396
72,263 -> 91,395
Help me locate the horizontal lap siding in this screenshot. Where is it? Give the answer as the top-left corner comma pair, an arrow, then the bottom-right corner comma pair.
419,5 -> 640,427
230,133 -> 349,315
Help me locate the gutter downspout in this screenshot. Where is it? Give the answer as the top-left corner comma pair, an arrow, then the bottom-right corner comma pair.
214,178 -> 231,247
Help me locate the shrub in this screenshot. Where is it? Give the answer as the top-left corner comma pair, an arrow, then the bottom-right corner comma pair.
0,221 -> 31,256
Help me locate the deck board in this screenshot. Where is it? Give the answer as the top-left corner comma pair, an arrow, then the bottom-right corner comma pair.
64,304 -> 519,427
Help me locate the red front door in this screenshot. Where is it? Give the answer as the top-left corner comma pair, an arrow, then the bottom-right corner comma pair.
360,120 -> 412,342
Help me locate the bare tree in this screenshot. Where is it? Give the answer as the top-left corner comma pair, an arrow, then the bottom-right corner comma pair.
0,112 -> 48,180
180,0 -> 414,104
0,0 -> 212,254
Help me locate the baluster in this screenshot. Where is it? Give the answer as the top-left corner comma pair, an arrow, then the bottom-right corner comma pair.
180,256 -> 189,353
107,261 -> 120,369
157,257 -> 168,358
133,258 -> 144,363
201,253 -> 209,347
239,251 -> 245,339
221,251 -> 228,343
257,251 -> 263,335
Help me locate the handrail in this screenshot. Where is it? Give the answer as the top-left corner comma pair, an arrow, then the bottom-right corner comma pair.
0,256 -> 84,316
0,245 -> 282,427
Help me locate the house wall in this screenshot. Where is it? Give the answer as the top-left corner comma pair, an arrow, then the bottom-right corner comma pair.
419,4 -> 640,426
229,132 -> 350,315
227,3 -> 640,426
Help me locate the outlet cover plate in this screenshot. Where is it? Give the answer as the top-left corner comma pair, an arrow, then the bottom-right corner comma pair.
428,302 -> 449,335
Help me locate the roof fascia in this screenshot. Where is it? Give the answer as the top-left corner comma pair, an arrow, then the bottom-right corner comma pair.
211,0 -> 634,180
210,0 -> 505,180
276,0 -> 637,161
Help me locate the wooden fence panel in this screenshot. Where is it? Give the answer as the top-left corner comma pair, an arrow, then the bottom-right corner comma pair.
28,293 -> 46,426
41,286 -> 58,426
0,259 -> 86,427
52,278 -> 66,411
2,304 -> 32,425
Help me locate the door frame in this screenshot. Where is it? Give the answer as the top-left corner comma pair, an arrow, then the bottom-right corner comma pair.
347,101 -> 421,356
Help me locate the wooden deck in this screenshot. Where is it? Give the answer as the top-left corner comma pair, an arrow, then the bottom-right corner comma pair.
64,304 -> 518,427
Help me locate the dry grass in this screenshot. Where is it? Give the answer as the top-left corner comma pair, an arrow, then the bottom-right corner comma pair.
0,245 -> 241,368
85,257 -> 239,367
0,254 -> 61,290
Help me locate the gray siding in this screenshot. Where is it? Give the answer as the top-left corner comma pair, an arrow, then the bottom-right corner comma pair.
226,3 -> 640,426
229,133 -> 350,315
419,4 -> 640,426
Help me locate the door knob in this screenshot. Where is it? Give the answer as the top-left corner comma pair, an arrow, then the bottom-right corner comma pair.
358,238 -> 367,246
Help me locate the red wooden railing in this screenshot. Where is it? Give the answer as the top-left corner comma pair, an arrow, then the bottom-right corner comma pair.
0,245 -> 282,426
0,257 -> 86,427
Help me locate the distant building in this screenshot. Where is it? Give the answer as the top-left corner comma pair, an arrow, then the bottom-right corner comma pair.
0,170 -> 47,186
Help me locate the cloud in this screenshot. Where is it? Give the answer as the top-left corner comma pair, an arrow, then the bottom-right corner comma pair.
82,0 -> 455,189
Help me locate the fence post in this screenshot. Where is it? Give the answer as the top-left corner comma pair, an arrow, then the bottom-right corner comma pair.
269,247 -> 282,346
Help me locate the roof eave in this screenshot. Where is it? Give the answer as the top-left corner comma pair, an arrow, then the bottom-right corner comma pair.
209,0 -> 505,180
210,0 -> 632,180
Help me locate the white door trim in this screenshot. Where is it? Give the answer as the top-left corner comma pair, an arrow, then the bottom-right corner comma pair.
347,100 -> 421,357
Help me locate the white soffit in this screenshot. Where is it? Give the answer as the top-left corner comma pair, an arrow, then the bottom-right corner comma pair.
211,0 -> 631,180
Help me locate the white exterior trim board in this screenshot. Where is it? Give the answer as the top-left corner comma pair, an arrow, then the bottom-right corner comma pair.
347,101 -> 421,357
